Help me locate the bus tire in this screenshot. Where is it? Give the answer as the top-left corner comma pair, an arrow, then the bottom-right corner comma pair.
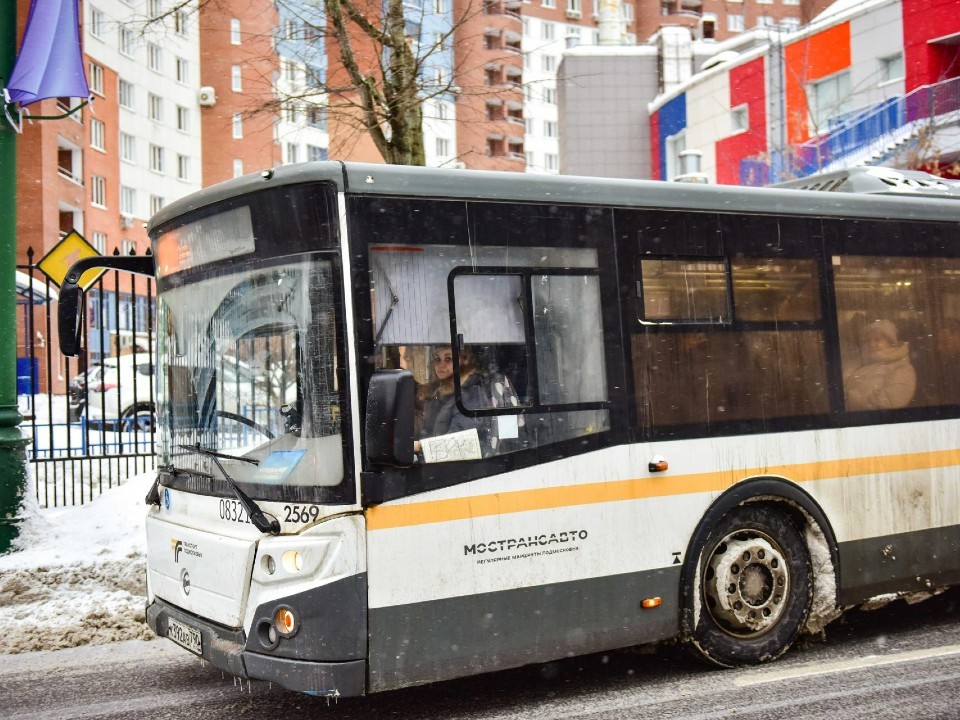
685,504 -> 812,667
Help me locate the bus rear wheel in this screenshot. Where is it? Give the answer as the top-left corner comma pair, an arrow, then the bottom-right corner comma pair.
686,505 -> 812,667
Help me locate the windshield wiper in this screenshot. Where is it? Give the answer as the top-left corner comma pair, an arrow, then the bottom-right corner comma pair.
178,444 -> 280,534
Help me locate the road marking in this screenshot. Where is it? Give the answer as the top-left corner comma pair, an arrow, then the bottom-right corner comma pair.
732,643 -> 960,686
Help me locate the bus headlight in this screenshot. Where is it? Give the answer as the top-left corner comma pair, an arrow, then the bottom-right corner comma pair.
281,550 -> 303,573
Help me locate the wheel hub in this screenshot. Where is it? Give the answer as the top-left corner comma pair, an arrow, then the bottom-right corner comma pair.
705,535 -> 789,635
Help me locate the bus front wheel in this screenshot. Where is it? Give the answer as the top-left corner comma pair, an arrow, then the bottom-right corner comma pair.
686,504 -> 812,667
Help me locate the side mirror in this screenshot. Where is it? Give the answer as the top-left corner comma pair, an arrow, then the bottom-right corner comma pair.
58,255 -> 156,357
365,370 -> 415,466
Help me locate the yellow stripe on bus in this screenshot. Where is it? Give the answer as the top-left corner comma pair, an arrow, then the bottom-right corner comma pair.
365,448 -> 960,531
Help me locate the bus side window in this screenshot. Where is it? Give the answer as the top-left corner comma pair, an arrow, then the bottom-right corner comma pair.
833,255 -> 960,410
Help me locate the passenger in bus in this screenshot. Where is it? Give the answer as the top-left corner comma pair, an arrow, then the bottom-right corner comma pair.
418,345 -> 456,439
843,319 -> 916,411
416,345 -> 522,455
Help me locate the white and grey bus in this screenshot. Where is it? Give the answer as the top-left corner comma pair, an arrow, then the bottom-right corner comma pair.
59,162 -> 960,696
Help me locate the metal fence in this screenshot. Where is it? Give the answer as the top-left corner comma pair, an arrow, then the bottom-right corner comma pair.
17,247 -> 156,507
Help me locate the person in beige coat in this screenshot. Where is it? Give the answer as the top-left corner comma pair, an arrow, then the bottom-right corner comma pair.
844,319 -> 916,411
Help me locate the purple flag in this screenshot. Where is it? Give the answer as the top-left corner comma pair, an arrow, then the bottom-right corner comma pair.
3,0 -> 89,109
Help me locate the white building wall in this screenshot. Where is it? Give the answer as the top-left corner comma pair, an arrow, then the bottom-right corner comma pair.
849,1 -> 905,112
86,0 -> 203,221
684,70 -> 730,183
423,98 -> 458,168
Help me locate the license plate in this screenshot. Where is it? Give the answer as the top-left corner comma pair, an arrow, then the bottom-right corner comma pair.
167,617 -> 203,656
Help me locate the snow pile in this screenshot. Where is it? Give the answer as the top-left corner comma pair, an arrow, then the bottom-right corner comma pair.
0,473 -> 154,654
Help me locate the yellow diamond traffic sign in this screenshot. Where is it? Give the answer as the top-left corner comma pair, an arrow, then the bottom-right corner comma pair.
38,230 -> 106,289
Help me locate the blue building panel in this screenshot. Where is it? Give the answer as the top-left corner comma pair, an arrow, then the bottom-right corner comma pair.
657,93 -> 686,181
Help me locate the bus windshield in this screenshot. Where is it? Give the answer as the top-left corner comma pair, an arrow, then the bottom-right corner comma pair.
156,257 -> 343,496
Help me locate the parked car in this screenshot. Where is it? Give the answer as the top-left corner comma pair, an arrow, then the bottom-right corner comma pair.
78,355 -> 156,432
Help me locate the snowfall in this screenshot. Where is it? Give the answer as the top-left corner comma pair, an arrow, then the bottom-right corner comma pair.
0,468 -> 154,655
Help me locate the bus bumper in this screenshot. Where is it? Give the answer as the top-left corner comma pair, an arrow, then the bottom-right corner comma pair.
146,598 -> 366,697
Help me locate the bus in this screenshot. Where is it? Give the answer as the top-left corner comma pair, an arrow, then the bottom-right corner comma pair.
58,162 -> 960,696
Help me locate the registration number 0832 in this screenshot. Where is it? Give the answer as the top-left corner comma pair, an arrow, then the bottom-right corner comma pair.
167,617 -> 202,655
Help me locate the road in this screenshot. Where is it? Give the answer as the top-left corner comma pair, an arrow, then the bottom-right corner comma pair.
2,588 -> 959,720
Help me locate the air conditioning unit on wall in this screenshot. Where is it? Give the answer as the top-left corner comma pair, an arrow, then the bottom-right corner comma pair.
198,87 -> 217,107
120,214 -> 134,229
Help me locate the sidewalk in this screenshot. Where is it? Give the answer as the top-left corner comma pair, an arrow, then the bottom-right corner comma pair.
0,473 -> 153,654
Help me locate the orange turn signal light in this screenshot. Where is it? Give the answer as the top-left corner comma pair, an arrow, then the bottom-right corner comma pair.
641,597 -> 662,609
274,607 -> 298,636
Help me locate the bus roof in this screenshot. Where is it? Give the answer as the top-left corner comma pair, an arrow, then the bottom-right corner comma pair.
772,167 -> 960,197
148,161 -> 960,234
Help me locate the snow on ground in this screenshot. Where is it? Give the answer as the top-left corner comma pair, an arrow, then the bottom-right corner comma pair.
0,471 -> 154,655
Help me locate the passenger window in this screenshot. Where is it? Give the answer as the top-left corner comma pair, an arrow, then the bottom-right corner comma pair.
732,259 -> 821,322
370,243 -> 611,463
639,259 -> 730,323
833,256 -> 960,410
532,274 -> 607,405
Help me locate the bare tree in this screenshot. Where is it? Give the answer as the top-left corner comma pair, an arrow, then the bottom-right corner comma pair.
129,0 -> 508,167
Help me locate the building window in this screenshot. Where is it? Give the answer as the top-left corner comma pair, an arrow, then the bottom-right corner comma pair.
232,66 -> 242,92
120,132 -> 136,163
286,144 -> 300,164
147,43 -> 162,72
621,2 -> 633,21
118,79 -> 134,109
90,175 -> 107,207
566,0 -> 581,15
91,231 -> 107,254
122,239 -> 136,255
756,15 -> 774,27
542,0 -> 555,8
149,144 -> 165,174
437,102 -> 449,121
286,103 -> 300,123
177,154 -> 190,180
305,66 -> 323,88
176,57 -> 189,84
525,151 -> 535,166
307,106 -> 326,129
810,71 -> 851,131
783,0 -> 799,4
728,13 -> 744,31
731,105 -> 748,133
542,55 -> 556,72
90,6 -> 105,38
232,114 -> 243,139
150,196 -> 164,215
90,118 -> 105,151
544,120 -> 558,137
881,53 -> 904,83
89,63 -> 104,96
542,21 -> 555,40
231,18 -> 241,44
436,137 -> 450,157
307,145 -> 326,162
120,186 -> 136,216
283,60 -> 298,84
524,117 -> 534,134
177,106 -> 189,132
781,17 -> 800,31
148,93 -> 163,122
119,27 -> 135,56
147,0 -> 161,16
233,159 -> 244,177
545,153 -> 559,172
544,87 -> 556,104
665,130 -> 685,180
175,10 -> 188,34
